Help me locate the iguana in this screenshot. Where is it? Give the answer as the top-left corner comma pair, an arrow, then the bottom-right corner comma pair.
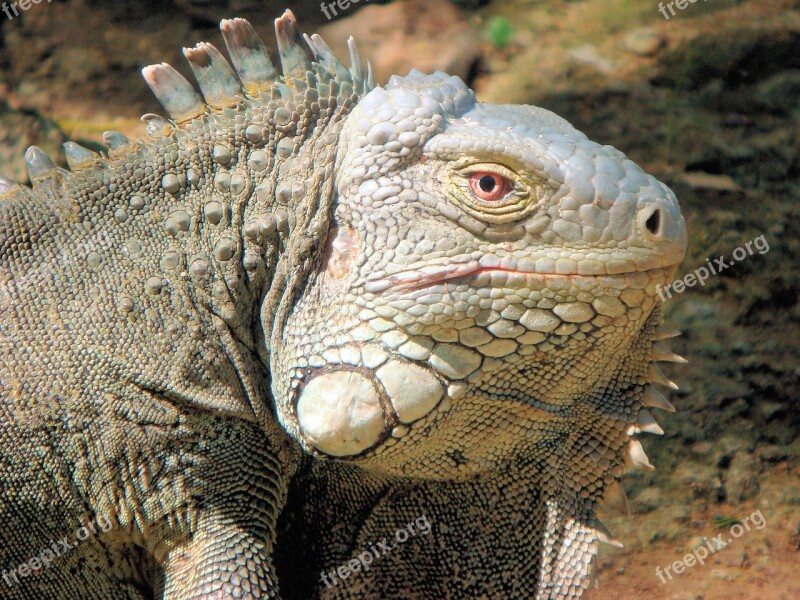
0,10 -> 687,599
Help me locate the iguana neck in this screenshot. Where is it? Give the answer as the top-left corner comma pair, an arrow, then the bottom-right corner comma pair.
275,456 -> 563,599
9,92 -> 352,423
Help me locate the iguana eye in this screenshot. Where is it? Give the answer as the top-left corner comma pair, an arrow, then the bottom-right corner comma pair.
451,162 -> 535,224
469,172 -> 508,201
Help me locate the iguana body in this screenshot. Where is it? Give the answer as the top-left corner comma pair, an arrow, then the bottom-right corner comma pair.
0,11 -> 686,599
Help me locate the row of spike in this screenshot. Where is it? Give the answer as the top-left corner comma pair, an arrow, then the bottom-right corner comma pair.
0,146 -> 76,191
0,132 -> 134,192
595,323 -> 686,548
142,11 -> 374,124
0,11 -> 373,193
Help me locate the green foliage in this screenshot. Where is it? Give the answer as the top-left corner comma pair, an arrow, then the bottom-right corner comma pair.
486,16 -> 513,49
712,515 -> 740,529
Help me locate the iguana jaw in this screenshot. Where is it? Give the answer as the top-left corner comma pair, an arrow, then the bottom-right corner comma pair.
284,265 -> 673,470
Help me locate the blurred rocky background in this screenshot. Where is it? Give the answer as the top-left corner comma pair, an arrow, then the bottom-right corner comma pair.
0,0 -> 797,598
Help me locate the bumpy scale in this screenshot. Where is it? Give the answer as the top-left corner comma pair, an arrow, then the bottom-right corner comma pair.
0,10 -> 686,599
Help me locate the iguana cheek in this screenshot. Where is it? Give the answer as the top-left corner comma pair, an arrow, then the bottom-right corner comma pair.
296,370 -> 386,456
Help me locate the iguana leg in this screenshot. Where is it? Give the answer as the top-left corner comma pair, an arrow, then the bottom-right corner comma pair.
151,413 -> 294,600
160,512 -> 278,599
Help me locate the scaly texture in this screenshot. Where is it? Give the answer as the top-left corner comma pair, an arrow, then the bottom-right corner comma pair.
0,10 -> 686,599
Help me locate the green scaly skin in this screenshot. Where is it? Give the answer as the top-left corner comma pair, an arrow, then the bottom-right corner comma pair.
0,10 -> 686,599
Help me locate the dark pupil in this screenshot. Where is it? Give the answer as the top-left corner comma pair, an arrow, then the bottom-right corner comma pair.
478,175 -> 497,193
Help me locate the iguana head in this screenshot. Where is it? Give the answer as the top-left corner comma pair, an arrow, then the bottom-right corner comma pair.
272,67 -> 687,480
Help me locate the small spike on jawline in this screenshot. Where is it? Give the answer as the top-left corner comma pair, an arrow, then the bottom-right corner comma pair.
365,59 -> 375,90
594,519 -> 624,549
347,36 -> 364,83
0,174 -> 16,194
647,363 -> 679,390
652,346 -> 688,364
653,326 -> 682,340
102,131 -> 131,151
642,385 -> 676,412
626,438 -> 655,471
141,114 -> 173,138
308,32 -> 351,83
631,409 -> 664,436
602,480 -> 630,515
275,9 -> 313,80
63,142 -> 99,170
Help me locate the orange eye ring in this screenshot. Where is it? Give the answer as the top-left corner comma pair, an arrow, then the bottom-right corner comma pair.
468,172 -> 509,201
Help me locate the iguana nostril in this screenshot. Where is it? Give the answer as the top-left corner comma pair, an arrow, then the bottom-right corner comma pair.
640,206 -> 663,240
645,209 -> 660,235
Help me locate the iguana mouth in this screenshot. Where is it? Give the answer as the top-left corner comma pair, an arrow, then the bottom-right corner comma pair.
369,260 -> 679,293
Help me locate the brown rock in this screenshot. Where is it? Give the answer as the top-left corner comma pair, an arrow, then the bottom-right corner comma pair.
0,102 -> 66,183
620,27 -> 666,57
317,0 -> 480,85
